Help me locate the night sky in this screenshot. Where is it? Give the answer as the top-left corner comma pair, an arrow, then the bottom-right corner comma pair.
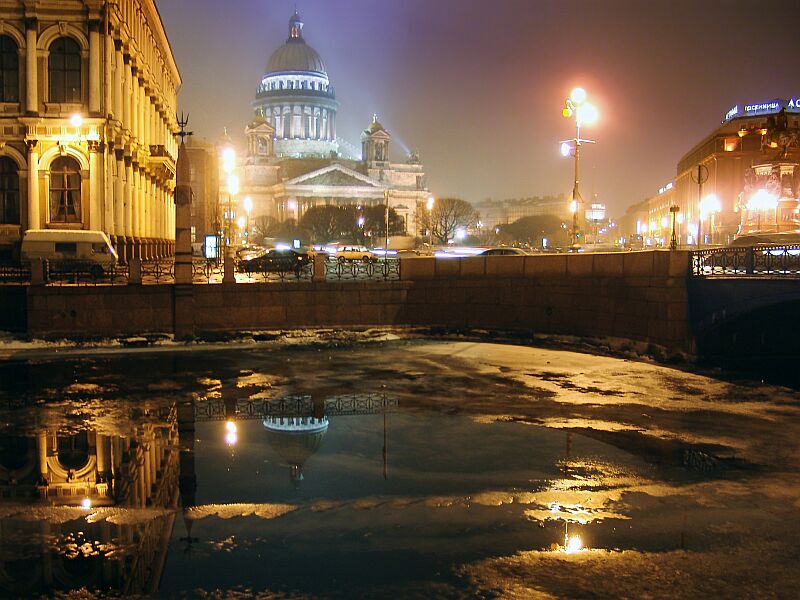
156,0 -> 800,216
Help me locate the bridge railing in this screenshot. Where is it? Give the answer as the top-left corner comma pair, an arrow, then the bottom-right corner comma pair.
691,244 -> 800,277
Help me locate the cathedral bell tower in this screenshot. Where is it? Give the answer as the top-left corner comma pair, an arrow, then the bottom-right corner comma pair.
245,111 -> 275,165
362,114 -> 391,166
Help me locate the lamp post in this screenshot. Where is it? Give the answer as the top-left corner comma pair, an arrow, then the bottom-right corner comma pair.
221,146 -> 236,256
426,195 -> 435,249
243,196 -> 253,244
560,87 -> 598,249
699,194 -> 721,246
669,205 -> 680,250
384,189 -> 390,255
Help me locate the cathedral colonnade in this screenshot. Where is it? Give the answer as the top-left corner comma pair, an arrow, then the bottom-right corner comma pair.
0,0 -> 181,262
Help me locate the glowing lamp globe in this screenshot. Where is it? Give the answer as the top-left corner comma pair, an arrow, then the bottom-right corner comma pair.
560,142 -> 571,157
562,107 -> 573,118
570,87 -> 587,105
576,102 -> 598,125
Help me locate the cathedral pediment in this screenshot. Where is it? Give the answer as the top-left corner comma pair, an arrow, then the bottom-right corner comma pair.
286,164 -> 382,188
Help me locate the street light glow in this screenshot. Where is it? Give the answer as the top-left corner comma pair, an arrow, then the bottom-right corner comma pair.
569,199 -> 578,213
227,174 -> 239,196
70,113 -> 83,127
560,142 -> 571,157
699,194 -> 722,218
576,102 -> 598,125
222,147 -> 236,174
243,196 -> 253,214
570,87 -> 587,104
426,196 -> 435,211
747,189 -> 778,211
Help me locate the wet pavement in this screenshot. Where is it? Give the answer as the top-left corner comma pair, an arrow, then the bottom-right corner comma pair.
0,338 -> 798,598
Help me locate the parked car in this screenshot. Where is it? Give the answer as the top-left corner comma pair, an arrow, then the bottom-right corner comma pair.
478,247 -> 529,256
237,248 -> 310,275
335,245 -> 376,262
21,229 -> 118,278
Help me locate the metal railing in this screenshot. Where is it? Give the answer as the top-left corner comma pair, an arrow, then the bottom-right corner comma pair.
324,257 -> 400,281
691,244 -> 800,277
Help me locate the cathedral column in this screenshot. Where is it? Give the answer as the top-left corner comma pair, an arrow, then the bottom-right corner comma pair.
131,68 -> 139,141
89,21 -> 101,115
123,58 -> 132,132
114,151 -> 125,255
113,42 -> 123,120
104,31 -> 113,118
88,141 -> 102,230
25,20 -> 38,114
26,140 -> 40,229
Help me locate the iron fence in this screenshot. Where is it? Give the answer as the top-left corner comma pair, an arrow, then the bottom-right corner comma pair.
324,257 -> 400,281
0,262 -> 31,284
691,244 -> 800,277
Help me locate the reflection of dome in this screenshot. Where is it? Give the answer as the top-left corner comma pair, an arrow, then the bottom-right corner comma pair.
263,416 -> 328,486
266,12 -> 326,75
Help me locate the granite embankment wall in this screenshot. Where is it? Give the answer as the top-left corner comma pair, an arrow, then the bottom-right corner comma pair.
21,250 -> 693,352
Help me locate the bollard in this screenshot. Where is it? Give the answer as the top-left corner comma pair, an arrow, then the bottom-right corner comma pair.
312,252 -> 327,282
223,255 -> 235,284
30,258 -> 46,286
128,257 -> 142,284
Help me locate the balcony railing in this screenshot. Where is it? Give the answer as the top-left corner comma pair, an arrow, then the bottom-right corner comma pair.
690,245 -> 800,277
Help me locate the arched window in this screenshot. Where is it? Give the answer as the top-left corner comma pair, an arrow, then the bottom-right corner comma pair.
0,36 -> 19,103
49,156 -> 82,223
48,37 -> 82,104
0,157 -> 19,224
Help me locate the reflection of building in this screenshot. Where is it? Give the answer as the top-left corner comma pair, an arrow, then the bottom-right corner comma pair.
619,98 -> 800,246
0,414 -> 179,596
223,12 -> 429,242
0,0 -> 181,262
263,413 -> 329,487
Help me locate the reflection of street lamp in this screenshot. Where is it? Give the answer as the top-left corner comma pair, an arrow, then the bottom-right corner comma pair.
560,87 -> 598,248
225,420 -> 238,446
426,195 -> 435,247
699,194 -> 721,246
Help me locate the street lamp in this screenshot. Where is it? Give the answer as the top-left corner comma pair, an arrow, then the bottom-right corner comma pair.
243,196 -> 253,243
560,87 -> 598,249
226,174 -> 239,252
669,205 -> 680,250
698,194 -> 721,246
426,195 -> 435,248
221,146 -> 237,255
747,189 -> 778,233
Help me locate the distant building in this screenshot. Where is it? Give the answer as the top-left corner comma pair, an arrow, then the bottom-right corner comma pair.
185,138 -> 219,247
0,0 -> 181,262
620,97 -> 800,247
220,11 -> 429,245
474,194 -> 571,230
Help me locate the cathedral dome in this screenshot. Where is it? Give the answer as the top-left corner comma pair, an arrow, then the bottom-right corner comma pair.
266,12 -> 326,76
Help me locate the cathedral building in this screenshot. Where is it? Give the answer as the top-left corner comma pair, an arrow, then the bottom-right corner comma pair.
222,12 -> 429,245
0,0 -> 181,262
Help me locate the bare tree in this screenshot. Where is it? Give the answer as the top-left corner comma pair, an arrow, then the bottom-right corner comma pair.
416,197 -> 479,244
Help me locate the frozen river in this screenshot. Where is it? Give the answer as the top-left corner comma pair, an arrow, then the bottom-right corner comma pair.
0,337 -> 798,598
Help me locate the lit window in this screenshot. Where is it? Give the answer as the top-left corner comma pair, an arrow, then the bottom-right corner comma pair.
49,37 -> 82,104
0,157 -> 20,224
0,35 -> 19,103
49,156 -> 82,223
724,138 -> 737,152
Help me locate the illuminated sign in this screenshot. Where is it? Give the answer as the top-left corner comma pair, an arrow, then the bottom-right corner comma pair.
658,182 -> 673,195
204,235 -> 219,259
723,98 -> 800,121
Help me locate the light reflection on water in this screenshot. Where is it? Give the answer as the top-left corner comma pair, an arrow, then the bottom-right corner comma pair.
0,347 -> 781,598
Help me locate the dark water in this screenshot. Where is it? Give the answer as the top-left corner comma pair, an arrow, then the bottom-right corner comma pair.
0,345 -> 791,598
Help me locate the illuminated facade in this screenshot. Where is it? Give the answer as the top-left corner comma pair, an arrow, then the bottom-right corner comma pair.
623,98 -> 800,247
222,12 -> 428,244
0,0 -> 181,262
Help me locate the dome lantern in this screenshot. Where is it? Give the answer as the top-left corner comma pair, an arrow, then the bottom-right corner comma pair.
288,11 -> 304,40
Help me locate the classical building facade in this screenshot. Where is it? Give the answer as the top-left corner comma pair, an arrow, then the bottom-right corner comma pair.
620,98 -> 800,247
221,12 -> 428,246
0,0 -> 181,261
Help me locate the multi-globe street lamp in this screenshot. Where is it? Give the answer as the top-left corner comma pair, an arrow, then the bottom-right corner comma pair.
560,87 -> 598,248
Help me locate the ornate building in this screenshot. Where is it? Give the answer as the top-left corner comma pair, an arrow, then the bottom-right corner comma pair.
222,12 -> 429,245
0,0 -> 181,262
620,98 -> 800,247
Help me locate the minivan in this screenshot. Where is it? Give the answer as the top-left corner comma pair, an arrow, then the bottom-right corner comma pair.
21,229 -> 118,277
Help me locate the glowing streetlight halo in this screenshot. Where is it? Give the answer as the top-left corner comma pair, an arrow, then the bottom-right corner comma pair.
570,87 -> 587,105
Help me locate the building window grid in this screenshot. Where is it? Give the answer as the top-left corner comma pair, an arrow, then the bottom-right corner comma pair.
0,35 -> 19,103
48,37 -> 82,104
0,157 -> 20,224
49,156 -> 82,223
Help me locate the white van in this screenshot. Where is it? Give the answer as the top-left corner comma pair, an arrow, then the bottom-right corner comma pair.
21,229 -> 118,277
